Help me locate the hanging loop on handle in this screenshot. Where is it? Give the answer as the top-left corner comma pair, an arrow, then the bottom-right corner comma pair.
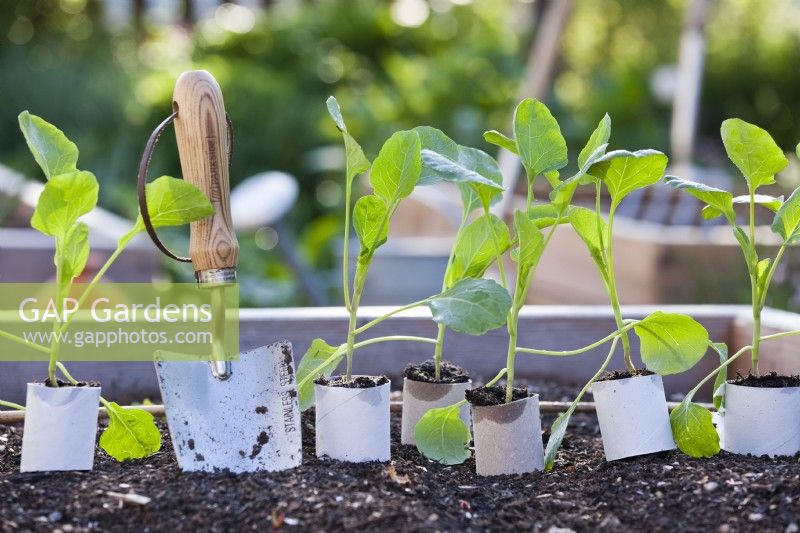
136,110 -> 233,263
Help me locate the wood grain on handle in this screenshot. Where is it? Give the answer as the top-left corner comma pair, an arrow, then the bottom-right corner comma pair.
172,70 -> 239,273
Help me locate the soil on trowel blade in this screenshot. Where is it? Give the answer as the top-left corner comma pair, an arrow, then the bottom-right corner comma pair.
731,371 -> 800,388
465,384 -> 528,406
314,375 -> 389,388
596,368 -> 655,382
2,377 -> 800,531
404,359 -> 470,384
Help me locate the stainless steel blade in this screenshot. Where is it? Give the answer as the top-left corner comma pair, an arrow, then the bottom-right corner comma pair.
155,341 -> 302,473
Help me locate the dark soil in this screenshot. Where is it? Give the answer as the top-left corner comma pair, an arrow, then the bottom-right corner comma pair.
39,378 -> 101,388
404,359 -> 470,384
596,368 -> 655,382
2,378 -> 799,531
465,384 -> 528,406
731,372 -> 800,388
314,375 -> 389,388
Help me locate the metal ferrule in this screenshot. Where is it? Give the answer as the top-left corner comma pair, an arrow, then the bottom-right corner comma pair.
195,268 -> 237,287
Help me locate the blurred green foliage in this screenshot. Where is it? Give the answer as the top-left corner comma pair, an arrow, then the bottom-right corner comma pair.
1,0 -> 800,307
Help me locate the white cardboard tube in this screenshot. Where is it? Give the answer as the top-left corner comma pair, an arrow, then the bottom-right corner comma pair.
315,376 -> 390,462
591,374 -> 675,461
471,394 -> 544,476
722,383 -> 800,457
401,378 -> 471,445
20,382 -> 101,472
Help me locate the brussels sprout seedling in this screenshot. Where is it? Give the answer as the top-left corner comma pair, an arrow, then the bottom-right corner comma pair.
666,119 -> 800,457
535,121 -> 710,469
0,112 -> 215,461
294,98 -> 512,412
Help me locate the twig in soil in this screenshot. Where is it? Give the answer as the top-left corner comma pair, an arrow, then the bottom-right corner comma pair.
106,492 -> 151,507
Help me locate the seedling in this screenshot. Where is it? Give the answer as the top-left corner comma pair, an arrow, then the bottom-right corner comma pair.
0,112 -> 215,460
535,120 -> 711,468
294,98 -> 512,410
415,101 -> 709,468
414,126 -> 511,381
415,99 -> 615,464
666,119 -> 800,457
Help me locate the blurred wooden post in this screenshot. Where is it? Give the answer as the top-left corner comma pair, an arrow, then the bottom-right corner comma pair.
132,0 -> 146,42
670,0 -> 711,173
493,0 -> 573,220
181,0 -> 195,27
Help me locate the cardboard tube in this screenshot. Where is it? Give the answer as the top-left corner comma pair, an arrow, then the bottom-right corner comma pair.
721,383 -> 800,457
20,383 -> 101,472
315,377 -> 391,462
471,394 -> 544,476
401,378 -> 471,445
591,374 -> 676,461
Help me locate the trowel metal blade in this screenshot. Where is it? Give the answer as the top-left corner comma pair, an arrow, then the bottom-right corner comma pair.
155,341 -> 302,473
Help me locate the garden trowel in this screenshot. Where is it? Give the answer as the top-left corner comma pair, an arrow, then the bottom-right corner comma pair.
146,70 -> 301,472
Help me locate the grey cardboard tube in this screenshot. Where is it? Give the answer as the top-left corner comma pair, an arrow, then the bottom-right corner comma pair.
401,378 -> 471,445
471,394 -> 544,476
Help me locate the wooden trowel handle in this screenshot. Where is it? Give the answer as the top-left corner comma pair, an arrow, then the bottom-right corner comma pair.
173,70 -> 239,276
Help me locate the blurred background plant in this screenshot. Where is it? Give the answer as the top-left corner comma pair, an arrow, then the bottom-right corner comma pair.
1,0 -> 799,308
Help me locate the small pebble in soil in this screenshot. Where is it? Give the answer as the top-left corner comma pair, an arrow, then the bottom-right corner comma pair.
703,481 -> 719,492
748,513 -> 764,522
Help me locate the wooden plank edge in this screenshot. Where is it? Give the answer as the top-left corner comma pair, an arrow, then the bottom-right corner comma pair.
0,400 -> 712,425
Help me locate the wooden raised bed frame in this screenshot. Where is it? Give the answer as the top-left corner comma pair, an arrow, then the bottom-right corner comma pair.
1,304 -> 798,405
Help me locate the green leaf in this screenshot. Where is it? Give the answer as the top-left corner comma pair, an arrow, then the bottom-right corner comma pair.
544,407 -> 575,471
740,194 -> 784,212
99,403 -> 162,461
370,130 -> 422,206
415,126 -> 459,185
707,194 -> 785,220
588,149 -> 668,207
513,210 -> 545,289
457,146 -> 505,212
31,171 -> 98,237
550,142 -> 608,206
513,98 -> 568,179
419,149 -> 505,190
710,342 -> 728,410
483,130 -> 518,154
772,186 -> 800,243
578,113 -> 611,168
414,403 -> 471,465
445,214 -> 511,288
18,111 -> 79,180
326,96 -> 347,131
568,206 -> 608,269
732,226 -> 757,272
326,97 -> 371,183
670,400 -> 720,458
527,203 -> 572,229
721,118 -> 788,191
664,175 -> 734,223
428,278 -> 511,335
543,170 -> 560,187
296,339 -> 344,411
353,195 -> 389,255
57,223 -> 90,284
755,257 -> 772,296
136,176 -> 214,229
634,312 -> 710,375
